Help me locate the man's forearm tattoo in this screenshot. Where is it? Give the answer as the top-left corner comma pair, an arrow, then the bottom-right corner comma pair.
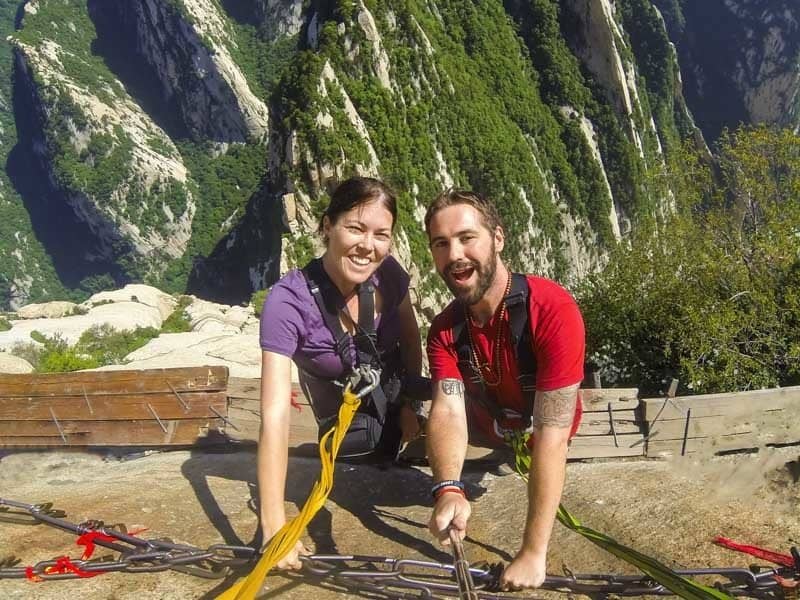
532,385 -> 579,429
440,378 -> 465,397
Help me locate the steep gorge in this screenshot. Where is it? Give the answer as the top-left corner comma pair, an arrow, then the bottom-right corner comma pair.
2,0 -> 703,311
655,0 -> 800,141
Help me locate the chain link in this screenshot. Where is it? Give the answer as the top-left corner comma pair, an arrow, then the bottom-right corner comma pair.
297,555 -> 793,599
1,497 -> 796,598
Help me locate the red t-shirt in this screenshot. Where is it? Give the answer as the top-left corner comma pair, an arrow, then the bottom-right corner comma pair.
427,275 -> 585,446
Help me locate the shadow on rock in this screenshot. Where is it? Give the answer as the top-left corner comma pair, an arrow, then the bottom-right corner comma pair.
179,444 -> 501,569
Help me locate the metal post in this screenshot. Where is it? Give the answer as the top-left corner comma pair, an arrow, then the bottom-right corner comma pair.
592,371 -> 602,389
49,407 -> 67,445
147,403 -> 168,433
209,406 -> 239,431
608,402 -> 618,447
681,408 -> 691,456
167,381 -> 190,412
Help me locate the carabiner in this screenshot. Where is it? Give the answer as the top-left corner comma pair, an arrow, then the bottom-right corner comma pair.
354,366 -> 380,398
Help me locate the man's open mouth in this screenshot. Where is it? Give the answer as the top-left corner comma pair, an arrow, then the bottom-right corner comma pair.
448,263 -> 476,283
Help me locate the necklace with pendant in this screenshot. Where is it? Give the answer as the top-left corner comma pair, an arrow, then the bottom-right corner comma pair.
464,271 -> 512,387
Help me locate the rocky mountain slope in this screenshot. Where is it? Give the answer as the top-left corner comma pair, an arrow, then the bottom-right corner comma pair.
2,0 -> 702,312
0,283 -> 262,377
655,0 -> 800,141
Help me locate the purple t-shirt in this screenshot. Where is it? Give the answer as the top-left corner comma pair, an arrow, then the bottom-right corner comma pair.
259,255 -> 410,382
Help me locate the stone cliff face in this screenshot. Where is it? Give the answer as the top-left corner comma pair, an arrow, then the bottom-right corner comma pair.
256,0 -> 305,40
3,0 -> 709,310
256,0 -> 676,310
11,0 -> 198,282
94,0 -> 269,142
655,0 -> 800,140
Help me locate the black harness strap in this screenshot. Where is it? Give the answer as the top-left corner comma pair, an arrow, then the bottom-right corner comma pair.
506,274 -> 536,426
353,279 -> 378,368
452,273 -> 536,428
304,260 -> 352,369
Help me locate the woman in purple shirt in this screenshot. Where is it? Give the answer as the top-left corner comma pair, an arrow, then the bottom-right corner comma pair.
258,177 -> 424,570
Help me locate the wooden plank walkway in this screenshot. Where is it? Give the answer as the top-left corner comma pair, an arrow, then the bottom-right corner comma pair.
641,385 -> 800,457
0,367 -> 229,447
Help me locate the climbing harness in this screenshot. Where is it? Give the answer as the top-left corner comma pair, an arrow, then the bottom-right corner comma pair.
452,272 -> 537,435
301,258 -> 406,457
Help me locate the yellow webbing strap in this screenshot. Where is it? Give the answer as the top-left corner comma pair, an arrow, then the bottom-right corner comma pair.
217,387 -> 361,600
506,431 -> 733,600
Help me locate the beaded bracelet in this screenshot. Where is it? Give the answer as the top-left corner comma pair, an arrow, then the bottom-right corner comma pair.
430,479 -> 465,498
433,486 -> 466,501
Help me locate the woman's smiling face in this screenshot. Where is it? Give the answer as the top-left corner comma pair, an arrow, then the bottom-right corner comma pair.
322,198 -> 394,293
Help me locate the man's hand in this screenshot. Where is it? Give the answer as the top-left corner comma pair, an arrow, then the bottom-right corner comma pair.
270,539 -> 310,571
399,403 -> 421,442
429,492 -> 471,545
500,549 -> 547,590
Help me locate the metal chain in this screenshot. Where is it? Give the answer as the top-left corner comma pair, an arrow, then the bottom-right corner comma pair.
0,497 -> 254,580
298,555 -> 794,599
1,497 -> 796,598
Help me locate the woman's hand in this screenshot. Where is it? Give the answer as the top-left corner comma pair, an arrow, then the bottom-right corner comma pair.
269,539 -> 311,571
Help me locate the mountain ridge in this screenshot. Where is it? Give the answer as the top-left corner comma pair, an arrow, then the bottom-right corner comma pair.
4,0 -> 784,313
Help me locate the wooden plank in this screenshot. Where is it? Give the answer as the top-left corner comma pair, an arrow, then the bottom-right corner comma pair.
643,409 -> 790,440
0,421 -> 92,436
228,381 -> 649,459
0,418 -> 224,447
646,429 -> 800,457
646,434 -> 751,457
570,433 -> 644,449
229,392 -> 310,411
228,378 -> 308,400
227,376 -> 261,400
641,386 -> 800,420
228,404 -> 260,423
581,388 -> 639,412
225,420 -> 259,443
0,391 -> 227,421
229,397 -> 263,412
238,380 -> 640,412
0,366 -> 229,397
568,444 -> 644,459
228,402 -> 318,445
568,433 -> 645,458
576,409 -> 643,436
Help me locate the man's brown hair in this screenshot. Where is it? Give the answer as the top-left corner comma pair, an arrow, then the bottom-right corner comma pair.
424,188 -> 503,237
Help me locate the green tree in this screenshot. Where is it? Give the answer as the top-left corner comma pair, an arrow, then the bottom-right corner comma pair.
579,125 -> 800,395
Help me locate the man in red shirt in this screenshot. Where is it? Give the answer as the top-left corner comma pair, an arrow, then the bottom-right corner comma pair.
424,189 -> 585,591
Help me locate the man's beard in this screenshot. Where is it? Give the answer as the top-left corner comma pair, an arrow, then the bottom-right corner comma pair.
444,245 -> 498,306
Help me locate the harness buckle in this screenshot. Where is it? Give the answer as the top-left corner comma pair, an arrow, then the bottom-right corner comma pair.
492,408 -> 534,440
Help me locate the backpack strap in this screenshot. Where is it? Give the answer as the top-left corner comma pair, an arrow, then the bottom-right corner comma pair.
452,312 -> 506,425
507,273 -> 536,427
353,278 -> 378,368
303,259 -> 353,372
